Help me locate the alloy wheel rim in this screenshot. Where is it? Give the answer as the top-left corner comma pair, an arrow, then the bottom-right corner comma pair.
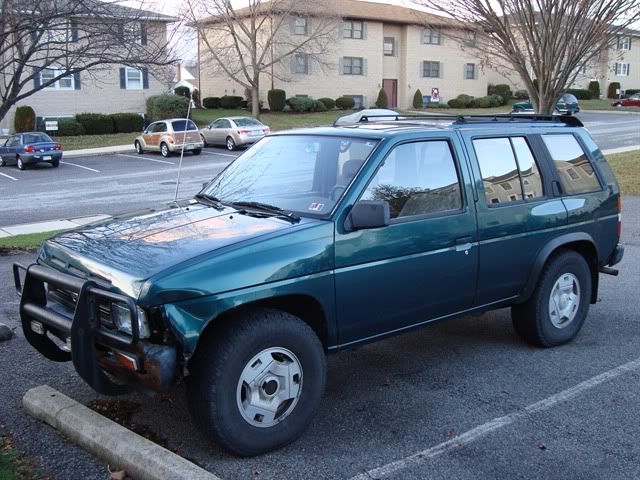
236,347 -> 303,428
548,273 -> 581,328
161,145 -> 168,156
227,138 -> 233,150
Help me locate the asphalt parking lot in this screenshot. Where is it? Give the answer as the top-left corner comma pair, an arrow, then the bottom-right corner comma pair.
0,197 -> 638,479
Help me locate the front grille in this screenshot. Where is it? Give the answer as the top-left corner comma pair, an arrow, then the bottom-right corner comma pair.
47,286 -> 115,328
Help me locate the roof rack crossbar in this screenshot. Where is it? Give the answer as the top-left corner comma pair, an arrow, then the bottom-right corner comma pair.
357,113 -> 583,128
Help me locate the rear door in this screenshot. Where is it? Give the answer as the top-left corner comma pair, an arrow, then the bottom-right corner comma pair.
335,135 -> 479,345
460,132 -> 568,305
1,135 -> 20,159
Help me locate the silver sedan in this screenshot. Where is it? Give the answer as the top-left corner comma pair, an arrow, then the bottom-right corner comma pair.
200,116 -> 270,151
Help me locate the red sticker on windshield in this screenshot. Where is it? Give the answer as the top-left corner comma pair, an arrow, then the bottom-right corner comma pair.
308,203 -> 324,211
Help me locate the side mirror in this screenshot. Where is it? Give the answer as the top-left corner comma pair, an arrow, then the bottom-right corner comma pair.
348,200 -> 390,230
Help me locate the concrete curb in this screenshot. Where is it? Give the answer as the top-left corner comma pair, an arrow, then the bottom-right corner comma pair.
0,214 -> 111,238
23,385 -> 221,480
580,109 -> 640,115
602,146 -> 640,155
64,144 -> 135,158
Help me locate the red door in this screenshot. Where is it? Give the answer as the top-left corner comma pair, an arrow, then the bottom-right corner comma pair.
382,79 -> 398,108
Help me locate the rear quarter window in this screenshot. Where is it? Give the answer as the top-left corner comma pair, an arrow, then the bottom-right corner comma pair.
542,134 -> 601,195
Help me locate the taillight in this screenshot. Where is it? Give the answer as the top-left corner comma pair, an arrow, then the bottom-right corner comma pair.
264,128 -> 270,134
237,130 -> 250,135
617,195 -> 622,240
25,145 -> 35,153
54,144 -> 61,151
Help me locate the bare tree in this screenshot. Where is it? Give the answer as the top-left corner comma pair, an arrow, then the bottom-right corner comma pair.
0,0 -> 179,123
412,0 -> 640,113
184,0 -> 338,117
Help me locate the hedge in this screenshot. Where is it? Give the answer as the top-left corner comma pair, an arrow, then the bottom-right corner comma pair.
110,113 -> 144,133
76,113 -> 115,135
625,89 -> 640,96
335,96 -> 355,110
220,95 -> 243,109
413,89 -> 423,109
146,94 -> 189,122
286,97 -> 316,112
14,106 -> 36,132
514,89 -> 529,99
493,84 -> 512,104
203,97 -> 221,109
318,97 -> 335,110
447,94 -> 501,109
588,81 -> 600,99
375,88 -> 388,108
55,118 -> 85,136
565,89 -> 593,100
607,82 -> 621,99
174,86 -> 191,99
268,89 -> 286,111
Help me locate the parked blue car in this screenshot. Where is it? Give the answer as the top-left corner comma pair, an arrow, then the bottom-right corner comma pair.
0,132 -> 63,170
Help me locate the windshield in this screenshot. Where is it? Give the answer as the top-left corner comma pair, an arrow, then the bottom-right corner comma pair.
23,133 -> 52,144
172,120 -> 198,132
234,118 -> 262,127
203,135 -> 379,216
562,94 -> 578,104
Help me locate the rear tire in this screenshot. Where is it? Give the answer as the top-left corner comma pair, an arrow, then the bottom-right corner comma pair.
17,156 -> 25,170
200,134 -> 208,147
0,158 -> 6,167
160,142 -> 170,158
512,250 -> 591,347
192,148 -> 202,155
187,308 -> 326,456
226,136 -> 236,151
51,160 -> 59,168
135,140 -> 144,154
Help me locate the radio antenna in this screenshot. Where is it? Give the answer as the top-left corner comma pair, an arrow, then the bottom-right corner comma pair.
173,88 -> 194,204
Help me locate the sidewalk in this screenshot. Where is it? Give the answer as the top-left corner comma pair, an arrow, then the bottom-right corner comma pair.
64,144 -> 134,158
0,215 -> 111,238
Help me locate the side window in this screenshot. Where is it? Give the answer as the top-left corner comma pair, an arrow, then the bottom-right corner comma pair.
154,123 -> 167,133
542,134 -> 600,195
511,137 -> 543,199
361,140 -> 462,219
474,138 -> 523,205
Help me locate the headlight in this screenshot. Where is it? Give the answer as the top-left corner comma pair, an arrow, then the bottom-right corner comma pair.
111,303 -> 150,339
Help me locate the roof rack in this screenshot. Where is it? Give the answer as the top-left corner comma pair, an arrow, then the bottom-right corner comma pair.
357,113 -> 583,128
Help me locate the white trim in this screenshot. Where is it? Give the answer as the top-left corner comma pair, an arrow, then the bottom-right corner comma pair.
125,67 -> 143,90
41,68 -> 75,90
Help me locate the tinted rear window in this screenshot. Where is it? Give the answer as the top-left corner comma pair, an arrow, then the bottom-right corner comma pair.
23,133 -> 52,144
233,118 -> 261,127
172,120 -> 198,132
542,134 -> 600,195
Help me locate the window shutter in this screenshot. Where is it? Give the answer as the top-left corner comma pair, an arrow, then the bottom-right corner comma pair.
70,21 -> 79,42
33,67 -> 41,88
142,68 -> 149,88
362,58 -> 368,76
394,40 -> 399,57
629,37 -> 632,49
363,95 -> 368,108
362,22 -> 368,40
463,64 -> 466,79
421,28 -> 425,44
627,64 -> 631,77
338,57 -> 343,75
420,61 -> 424,77
74,72 -> 81,89
307,56 -> 312,75
117,23 -> 124,42
30,30 -> 38,43
289,16 -> 296,35
474,65 -> 479,80
140,23 -> 147,45
439,62 -> 444,79
306,18 -> 311,35
120,67 -> 126,89
290,56 -> 297,74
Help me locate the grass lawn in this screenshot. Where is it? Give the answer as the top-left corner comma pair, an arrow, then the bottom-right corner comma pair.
0,436 -> 42,480
0,230 -> 63,253
606,150 -> 640,196
53,132 -> 136,151
191,108 -> 345,131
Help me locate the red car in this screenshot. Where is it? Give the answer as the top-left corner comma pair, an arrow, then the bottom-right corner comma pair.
612,93 -> 640,107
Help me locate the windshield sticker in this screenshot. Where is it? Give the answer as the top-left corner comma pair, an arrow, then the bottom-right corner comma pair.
308,203 -> 324,212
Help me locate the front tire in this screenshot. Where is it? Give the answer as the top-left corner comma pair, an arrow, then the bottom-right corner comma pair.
512,250 -> 591,347
51,160 -> 59,168
160,142 -> 170,158
226,136 -> 236,151
135,140 -> 144,154
187,308 -> 326,456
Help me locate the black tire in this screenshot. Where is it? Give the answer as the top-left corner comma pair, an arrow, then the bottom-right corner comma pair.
16,156 -> 25,170
200,134 -> 208,147
135,140 -> 144,154
0,158 -> 6,167
226,136 -> 236,151
512,250 -> 592,347
187,308 -> 326,456
192,148 -> 202,155
160,142 -> 170,158
51,160 -> 59,168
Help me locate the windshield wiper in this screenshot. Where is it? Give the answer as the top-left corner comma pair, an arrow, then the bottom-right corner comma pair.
194,193 -> 225,210
230,201 -> 300,223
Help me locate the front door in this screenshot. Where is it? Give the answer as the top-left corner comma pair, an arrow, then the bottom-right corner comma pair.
382,79 -> 398,108
335,136 -> 478,345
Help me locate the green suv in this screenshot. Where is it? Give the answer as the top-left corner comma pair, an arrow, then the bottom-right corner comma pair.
14,114 -> 624,456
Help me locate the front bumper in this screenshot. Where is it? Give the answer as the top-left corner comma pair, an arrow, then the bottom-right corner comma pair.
13,263 -> 176,395
23,152 -> 63,163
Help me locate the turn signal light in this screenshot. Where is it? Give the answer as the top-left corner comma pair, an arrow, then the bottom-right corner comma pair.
237,129 -> 251,135
24,145 -> 35,153
54,144 -> 62,150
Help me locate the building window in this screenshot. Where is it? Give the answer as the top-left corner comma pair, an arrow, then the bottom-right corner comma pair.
347,95 -> 364,109
578,63 -> 587,74
40,68 -> 74,90
422,61 -> 440,78
464,63 -> 476,79
125,67 -> 143,89
615,62 -> 630,76
343,20 -> 363,39
46,26 -> 70,43
293,53 -> 309,74
383,37 -> 395,56
464,30 -> 477,46
343,57 -> 363,75
422,28 -> 441,45
293,17 -> 307,35
124,22 -> 142,44
617,36 -> 631,51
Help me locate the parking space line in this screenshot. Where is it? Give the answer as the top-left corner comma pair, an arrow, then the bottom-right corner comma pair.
0,171 -> 19,181
201,150 -> 238,158
118,153 -> 175,165
349,356 -> 640,480
60,161 -> 100,173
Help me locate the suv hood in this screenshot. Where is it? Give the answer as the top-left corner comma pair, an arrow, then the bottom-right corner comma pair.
39,203 -> 301,297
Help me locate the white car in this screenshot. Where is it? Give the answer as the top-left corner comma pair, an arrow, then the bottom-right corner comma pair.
334,109 -> 400,126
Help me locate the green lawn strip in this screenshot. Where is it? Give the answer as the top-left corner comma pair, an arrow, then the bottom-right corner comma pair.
606,150 -> 640,196
0,230 -> 64,253
191,108 -> 344,131
0,436 -> 44,480
53,132 -> 136,151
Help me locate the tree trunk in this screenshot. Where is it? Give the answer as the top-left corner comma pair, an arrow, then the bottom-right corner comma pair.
251,81 -> 260,119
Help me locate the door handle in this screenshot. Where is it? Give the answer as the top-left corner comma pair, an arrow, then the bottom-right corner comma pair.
455,236 -> 473,253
